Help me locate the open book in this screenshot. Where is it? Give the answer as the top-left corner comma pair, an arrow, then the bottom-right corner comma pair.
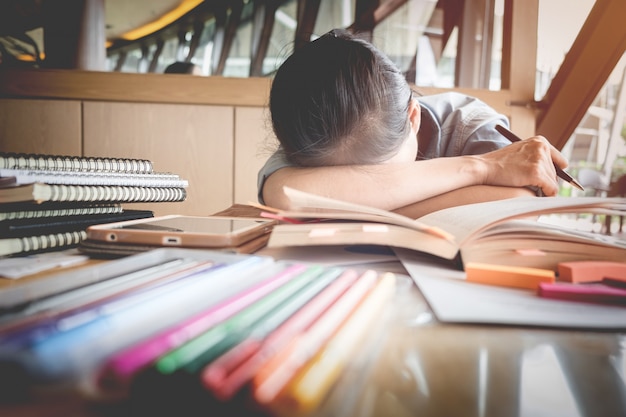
265,187 -> 626,271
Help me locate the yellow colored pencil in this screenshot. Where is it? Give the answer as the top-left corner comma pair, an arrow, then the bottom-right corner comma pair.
252,270 -> 379,404
267,272 -> 396,417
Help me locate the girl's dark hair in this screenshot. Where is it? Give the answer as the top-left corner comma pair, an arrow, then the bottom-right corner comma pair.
269,29 -> 412,167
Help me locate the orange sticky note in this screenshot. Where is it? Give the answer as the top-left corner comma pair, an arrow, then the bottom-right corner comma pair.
465,262 -> 555,290
557,261 -> 626,283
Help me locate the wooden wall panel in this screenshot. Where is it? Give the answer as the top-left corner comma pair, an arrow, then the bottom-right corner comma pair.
234,106 -> 277,205
0,99 -> 82,155
83,102 -> 234,217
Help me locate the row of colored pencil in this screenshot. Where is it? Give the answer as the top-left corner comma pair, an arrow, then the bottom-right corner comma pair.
0,248 -> 397,416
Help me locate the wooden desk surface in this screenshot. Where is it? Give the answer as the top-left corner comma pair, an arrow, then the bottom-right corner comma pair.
0,249 -> 624,417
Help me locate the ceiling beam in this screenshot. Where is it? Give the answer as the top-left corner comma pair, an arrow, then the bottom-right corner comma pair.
294,0 -> 321,50
185,20 -> 205,62
42,0 -> 106,70
148,38 -> 165,73
211,0 -> 243,76
249,0 -> 279,77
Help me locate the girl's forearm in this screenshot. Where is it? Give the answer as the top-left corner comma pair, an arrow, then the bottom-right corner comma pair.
261,136 -> 562,211
392,185 -> 535,219
261,156 -> 486,210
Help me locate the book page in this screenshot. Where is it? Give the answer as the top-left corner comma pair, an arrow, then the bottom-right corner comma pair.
416,196 -> 625,246
282,187 -> 454,241
283,187 -> 625,246
430,218 -> 626,270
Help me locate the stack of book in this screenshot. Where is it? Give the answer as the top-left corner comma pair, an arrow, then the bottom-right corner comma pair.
0,152 -> 188,257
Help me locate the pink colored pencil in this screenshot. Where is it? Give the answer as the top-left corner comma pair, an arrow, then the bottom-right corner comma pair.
96,263 -> 311,396
251,270 -> 380,404
200,268 -> 363,400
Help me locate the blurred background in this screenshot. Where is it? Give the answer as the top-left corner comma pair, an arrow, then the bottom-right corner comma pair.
1,0 -> 625,203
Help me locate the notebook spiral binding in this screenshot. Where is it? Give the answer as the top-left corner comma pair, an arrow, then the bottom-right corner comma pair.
0,152 -> 154,174
46,185 -> 187,203
19,230 -> 87,253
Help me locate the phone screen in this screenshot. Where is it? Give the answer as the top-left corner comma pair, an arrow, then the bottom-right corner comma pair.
116,217 -> 266,235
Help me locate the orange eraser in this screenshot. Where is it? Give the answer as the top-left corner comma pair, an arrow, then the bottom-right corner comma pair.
557,261 -> 626,283
465,262 -> 555,290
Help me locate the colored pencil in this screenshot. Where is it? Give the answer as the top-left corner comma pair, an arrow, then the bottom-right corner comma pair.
0,256 -> 274,384
128,265 -> 340,407
152,265 -> 329,376
0,259 -> 219,345
96,262 -> 310,395
201,268 -> 362,400
251,269 -> 381,405
266,272 -> 396,416
181,266 -> 343,376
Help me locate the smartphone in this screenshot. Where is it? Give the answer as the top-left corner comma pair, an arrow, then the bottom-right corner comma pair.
86,215 -> 276,248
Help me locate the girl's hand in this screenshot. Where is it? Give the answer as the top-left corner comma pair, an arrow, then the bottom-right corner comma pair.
478,135 -> 568,196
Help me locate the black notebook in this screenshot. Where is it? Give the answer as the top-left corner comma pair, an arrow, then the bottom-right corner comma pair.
0,202 -> 123,222
1,209 -> 154,238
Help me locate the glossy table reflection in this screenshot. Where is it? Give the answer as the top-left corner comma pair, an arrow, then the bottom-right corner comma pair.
317,276 -> 626,417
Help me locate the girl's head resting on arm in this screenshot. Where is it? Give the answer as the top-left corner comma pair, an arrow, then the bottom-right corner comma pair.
269,28 -> 418,167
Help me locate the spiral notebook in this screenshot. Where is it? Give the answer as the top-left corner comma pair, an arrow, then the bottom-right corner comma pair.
0,152 -> 187,204
0,168 -> 188,188
0,183 -> 187,204
1,209 -> 154,238
0,152 -> 154,173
